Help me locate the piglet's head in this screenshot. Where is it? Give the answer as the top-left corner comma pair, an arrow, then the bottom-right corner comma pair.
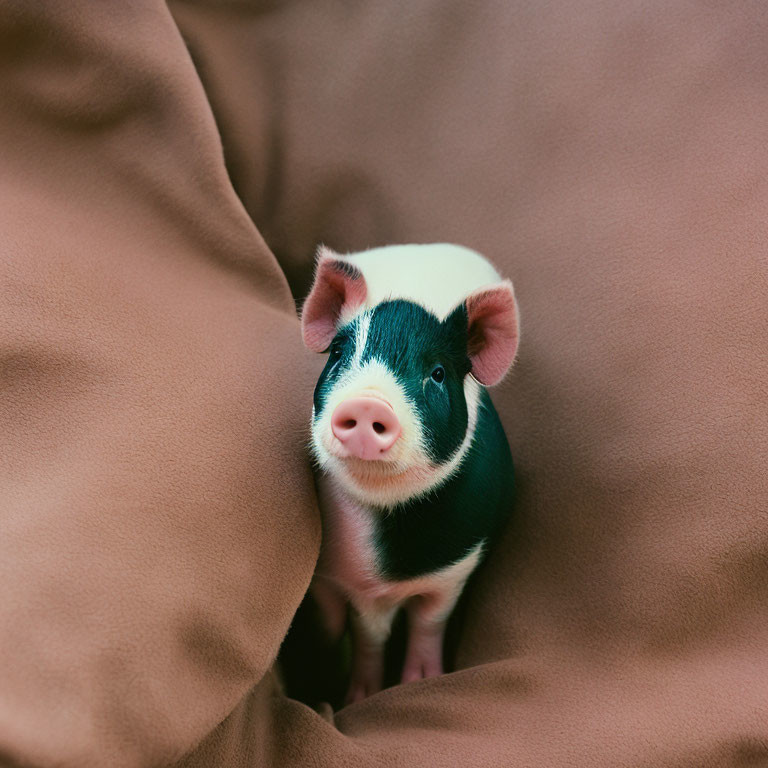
302,245 -> 519,507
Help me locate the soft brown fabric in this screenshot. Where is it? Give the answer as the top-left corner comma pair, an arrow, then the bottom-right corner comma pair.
2,0 -> 768,766
0,3 -> 318,766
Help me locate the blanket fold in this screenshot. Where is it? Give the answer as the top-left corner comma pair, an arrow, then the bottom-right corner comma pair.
1,0 -> 767,766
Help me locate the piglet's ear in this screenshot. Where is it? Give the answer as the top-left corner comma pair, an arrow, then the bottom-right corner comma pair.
301,246 -> 368,352
465,280 -> 519,386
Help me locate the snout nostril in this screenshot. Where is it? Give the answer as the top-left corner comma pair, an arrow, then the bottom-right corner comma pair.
330,396 -> 401,459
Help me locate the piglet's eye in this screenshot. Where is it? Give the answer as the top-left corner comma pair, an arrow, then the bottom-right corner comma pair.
431,365 -> 445,383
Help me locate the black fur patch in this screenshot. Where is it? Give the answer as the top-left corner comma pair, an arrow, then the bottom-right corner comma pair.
372,388 -> 514,579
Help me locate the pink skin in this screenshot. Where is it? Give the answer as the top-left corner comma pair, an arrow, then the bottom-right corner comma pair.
331,397 -> 401,460
401,595 -> 447,683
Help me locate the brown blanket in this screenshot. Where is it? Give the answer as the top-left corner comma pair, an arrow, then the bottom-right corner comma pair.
1,1 -> 766,766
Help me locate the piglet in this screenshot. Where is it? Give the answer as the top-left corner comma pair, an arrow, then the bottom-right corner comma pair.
301,243 -> 518,703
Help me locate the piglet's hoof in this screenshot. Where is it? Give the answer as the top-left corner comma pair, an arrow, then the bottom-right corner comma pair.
345,673 -> 382,705
401,654 -> 443,684
401,629 -> 444,684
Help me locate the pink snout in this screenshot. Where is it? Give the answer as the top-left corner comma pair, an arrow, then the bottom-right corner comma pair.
331,397 -> 401,460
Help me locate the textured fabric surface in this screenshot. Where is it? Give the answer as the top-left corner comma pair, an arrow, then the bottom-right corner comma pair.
0,3 -> 318,766
2,0 -> 768,766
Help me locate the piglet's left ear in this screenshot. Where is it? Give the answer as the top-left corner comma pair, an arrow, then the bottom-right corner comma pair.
301,246 -> 368,352
465,280 -> 519,386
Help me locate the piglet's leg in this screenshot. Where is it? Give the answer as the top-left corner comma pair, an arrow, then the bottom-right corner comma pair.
401,544 -> 484,684
310,577 -> 347,642
401,591 -> 459,684
346,603 -> 397,704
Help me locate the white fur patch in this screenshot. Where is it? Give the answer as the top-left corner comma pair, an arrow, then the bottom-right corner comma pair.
336,243 -> 503,321
351,537 -> 484,625
352,310 -> 371,367
418,541 -> 485,622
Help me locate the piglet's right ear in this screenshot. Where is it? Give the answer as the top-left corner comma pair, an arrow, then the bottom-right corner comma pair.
465,280 -> 519,386
301,247 -> 368,352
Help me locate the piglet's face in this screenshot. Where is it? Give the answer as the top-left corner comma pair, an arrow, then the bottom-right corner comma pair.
302,249 -> 518,508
